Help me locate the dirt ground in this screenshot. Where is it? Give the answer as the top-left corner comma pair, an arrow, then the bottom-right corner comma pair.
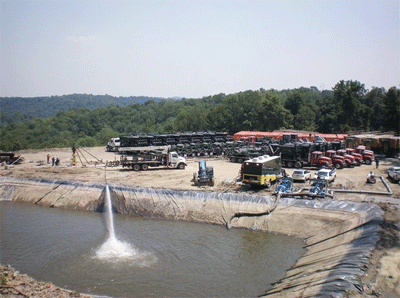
0,265 -> 90,298
1,146 -> 399,297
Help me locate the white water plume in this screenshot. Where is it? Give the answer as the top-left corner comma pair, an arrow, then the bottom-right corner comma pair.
95,185 -> 157,266
95,236 -> 137,260
95,235 -> 157,267
105,185 -> 115,238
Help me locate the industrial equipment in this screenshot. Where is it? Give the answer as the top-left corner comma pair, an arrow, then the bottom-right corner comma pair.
193,160 -> 214,186
242,155 -> 282,188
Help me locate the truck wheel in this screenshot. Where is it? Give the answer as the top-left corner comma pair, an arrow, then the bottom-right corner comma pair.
287,161 -> 294,168
141,164 -> 149,171
210,177 -> 215,186
238,158 -> 244,163
193,173 -> 198,186
365,159 -> 371,165
335,163 -> 342,169
133,164 -> 141,171
177,163 -> 185,170
294,161 -> 302,168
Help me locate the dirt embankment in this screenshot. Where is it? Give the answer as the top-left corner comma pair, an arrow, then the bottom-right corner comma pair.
0,265 -> 91,298
1,147 -> 399,297
357,203 -> 400,298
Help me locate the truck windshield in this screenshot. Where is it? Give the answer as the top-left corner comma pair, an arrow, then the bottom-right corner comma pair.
243,163 -> 262,175
243,158 -> 281,176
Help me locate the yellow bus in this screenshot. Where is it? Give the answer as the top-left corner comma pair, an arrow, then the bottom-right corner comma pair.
242,155 -> 282,188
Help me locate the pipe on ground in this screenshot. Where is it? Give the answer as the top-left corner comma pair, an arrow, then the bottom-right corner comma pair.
226,192 -> 281,229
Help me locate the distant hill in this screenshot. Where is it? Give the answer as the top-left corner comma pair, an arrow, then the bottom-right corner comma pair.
0,94 -> 167,124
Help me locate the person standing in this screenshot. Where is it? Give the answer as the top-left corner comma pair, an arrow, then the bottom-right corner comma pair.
72,145 -> 77,166
47,154 -> 50,164
375,157 -> 379,169
51,156 -> 55,166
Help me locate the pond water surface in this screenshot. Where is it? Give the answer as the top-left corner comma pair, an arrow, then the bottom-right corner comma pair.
1,201 -> 305,297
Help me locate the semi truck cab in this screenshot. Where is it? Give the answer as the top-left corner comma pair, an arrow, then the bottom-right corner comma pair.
106,138 -> 121,152
169,152 -> 186,169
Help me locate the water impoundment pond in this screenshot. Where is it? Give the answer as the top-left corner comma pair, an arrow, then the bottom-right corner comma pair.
1,201 -> 305,297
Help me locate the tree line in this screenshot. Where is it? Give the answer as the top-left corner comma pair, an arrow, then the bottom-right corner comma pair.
0,80 -> 398,152
0,93 -> 165,126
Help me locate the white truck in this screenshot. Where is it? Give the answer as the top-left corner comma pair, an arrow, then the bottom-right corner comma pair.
120,151 -> 186,171
314,168 -> 336,183
388,167 -> 400,182
106,138 -> 121,152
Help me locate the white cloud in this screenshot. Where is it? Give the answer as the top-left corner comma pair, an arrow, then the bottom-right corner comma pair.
67,35 -> 97,43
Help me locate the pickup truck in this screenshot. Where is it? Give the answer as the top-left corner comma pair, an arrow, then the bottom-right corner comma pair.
387,167 -> 400,182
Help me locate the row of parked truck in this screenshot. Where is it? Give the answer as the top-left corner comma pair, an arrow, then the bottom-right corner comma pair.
106,132 -> 232,152
106,131 -> 375,173
280,144 -> 374,169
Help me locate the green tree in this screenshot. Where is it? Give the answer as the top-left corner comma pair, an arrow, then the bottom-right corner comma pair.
174,104 -> 209,131
295,105 -> 316,131
284,88 -> 319,131
364,87 -> 386,131
77,136 -> 97,147
315,90 -> 335,133
0,82 -> 398,151
260,94 -> 293,131
95,127 -> 120,145
331,80 -> 367,131
383,87 -> 400,133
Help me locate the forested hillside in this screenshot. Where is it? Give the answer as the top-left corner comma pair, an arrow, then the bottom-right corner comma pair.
0,94 -> 165,125
0,80 -> 399,151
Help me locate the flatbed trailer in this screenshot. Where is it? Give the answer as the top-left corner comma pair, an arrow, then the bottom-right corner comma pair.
120,151 -> 186,171
118,145 -> 170,154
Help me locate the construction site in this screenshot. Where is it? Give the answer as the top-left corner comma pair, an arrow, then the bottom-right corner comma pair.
0,130 -> 399,298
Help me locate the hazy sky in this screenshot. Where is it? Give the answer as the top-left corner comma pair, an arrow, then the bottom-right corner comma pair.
1,0 -> 399,98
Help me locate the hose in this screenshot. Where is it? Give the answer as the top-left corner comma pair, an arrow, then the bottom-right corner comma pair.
226,192 -> 281,229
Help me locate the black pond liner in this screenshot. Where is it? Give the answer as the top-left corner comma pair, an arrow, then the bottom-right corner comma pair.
0,177 -> 383,297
